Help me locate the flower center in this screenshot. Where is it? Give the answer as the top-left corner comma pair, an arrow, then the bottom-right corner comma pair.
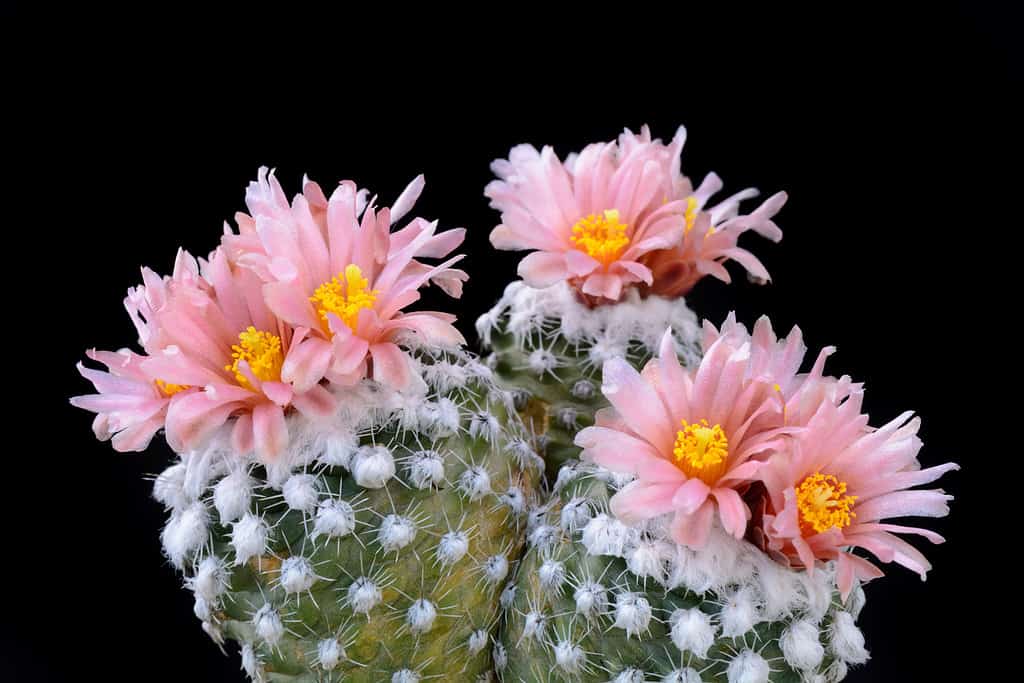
796,473 -> 858,535
310,264 -> 379,333
155,379 -> 189,397
226,326 -> 284,390
673,419 -> 729,484
570,209 -> 630,265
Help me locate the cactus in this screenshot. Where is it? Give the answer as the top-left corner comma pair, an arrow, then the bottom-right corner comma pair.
498,461 -> 868,683
478,281 -> 702,483
154,347 -> 542,682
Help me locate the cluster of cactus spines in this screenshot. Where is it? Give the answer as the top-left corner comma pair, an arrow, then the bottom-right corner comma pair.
477,282 -> 701,482
498,461 -> 868,683
153,347 -> 543,682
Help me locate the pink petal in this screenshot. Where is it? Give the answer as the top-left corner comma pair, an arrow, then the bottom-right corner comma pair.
711,487 -> 750,538
517,251 -> 570,288
370,342 -> 412,389
292,384 -> 336,418
281,335 -> 333,393
164,390 -> 241,452
263,281 -> 321,332
600,358 -> 675,454
670,500 -> 715,549
609,480 -> 680,524
576,426 -> 684,483
261,381 -> 294,407
253,402 -> 288,461
231,414 -> 254,454
671,477 -> 711,515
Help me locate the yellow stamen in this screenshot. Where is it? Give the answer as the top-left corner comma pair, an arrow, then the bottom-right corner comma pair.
684,196 -> 699,234
796,473 -> 858,535
673,419 -> 729,484
155,379 -> 189,397
226,326 -> 284,391
309,264 -> 379,333
570,209 -> 630,265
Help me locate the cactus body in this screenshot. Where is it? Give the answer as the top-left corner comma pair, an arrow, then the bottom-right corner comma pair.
478,282 -> 701,483
155,348 -> 541,682
499,463 -> 867,683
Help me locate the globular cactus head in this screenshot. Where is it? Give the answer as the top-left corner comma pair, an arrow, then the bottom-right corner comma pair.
156,348 -> 542,682
500,463 -> 867,683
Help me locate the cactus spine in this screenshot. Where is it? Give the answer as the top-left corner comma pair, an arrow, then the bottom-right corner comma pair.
155,347 -> 541,682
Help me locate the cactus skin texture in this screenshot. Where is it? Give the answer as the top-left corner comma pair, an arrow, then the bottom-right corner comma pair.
478,282 -> 701,484
156,348 -> 542,683
499,464 -> 867,683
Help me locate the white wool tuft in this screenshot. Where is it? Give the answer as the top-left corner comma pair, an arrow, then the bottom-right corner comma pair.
193,595 -> 212,621
213,470 -> 253,523
253,604 -> 284,646
189,556 -> 226,602
241,642 -> 262,681
500,582 -> 518,609
521,611 -> 546,641
351,445 -> 396,489
230,513 -> 269,566
613,592 -> 652,638
581,514 -> 628,556
661,669 -> 702,683
458,465 -> 492,501
528,524 -> 560,552
406,450 -> 446,489
418,397 -> 461,436
281,473 -> 320,512
493,642 -> 508,670
555,406 -> 579,429
161,501 -> 209,567
508,439 -> 544,472
183,448 -> 223,500
553,462 -> 580,492
612,668 -> 646,683
279,556 -> 317,594
406,598 -> 437,634
780,619 -> 825,671
153,462 -> 188,510
483,554 -> 510,584
527,348 -> 560,375
669,607 -> 717,659
573,581 -> 608,619
845,584 -> 867,618
468,628 -> 489,654
500,486 -> 527,515
626,539 -> 667,583
469,411 -> 500,441
201,619 -> 224,645
828,611 -> 869,664
392,669 -> 420,683
726,650 -> 770,683
377,514 -> 417,552
311,499 -> 356,539
721,587 -> 761,638
347,576 -> 382,614
423,360 -> 469,391
823,660 -> 848,682
553,639 -> 586,673
478,281 -> 701,360
538,558 -> 566,595
570,379 -> 596,400
318,432 -> 358,468
560,497 -> 592,532
437,530 -> 470,566
317,638 -> 344,670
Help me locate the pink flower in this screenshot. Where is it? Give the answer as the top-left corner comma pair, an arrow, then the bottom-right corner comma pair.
642,176 -> 787,297
757,390 -> 958,599
575,315 -> 836,548
71,349 -> 187,452
222,168 -> 467,390
485,126 -> 693,303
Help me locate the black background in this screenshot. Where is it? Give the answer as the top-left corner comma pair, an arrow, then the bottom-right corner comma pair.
4,3 -> 1017,681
